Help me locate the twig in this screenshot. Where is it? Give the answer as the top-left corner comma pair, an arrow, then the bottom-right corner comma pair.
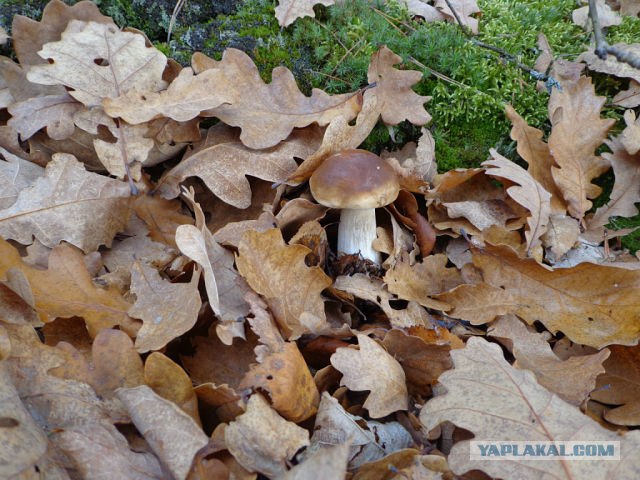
589,0 -> 640,69
168,0 -> 186,42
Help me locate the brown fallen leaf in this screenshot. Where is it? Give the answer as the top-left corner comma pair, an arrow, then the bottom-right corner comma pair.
421,337 -> 640,479
239,292 -> 319,422
0,146 -> 45,209
8,92 -> 82,141
488,314 -> 610,405
0,239 -> 135,337
309,392 -> 413,470
331,334 -> 408,418
224,393 -> 310,478
548,76 -> 614,219
282,442 -> 350,480
128,261 -> 202,353
132,194 -> 194,249
0,153 -> 131,252
236,228 -> 332,339
435,244 -> 640,348
401,0 -> 445,22
572,0 -> 621,30
578,43 -> 640,84
613,79 -> 640,108
275,0 -> 336,26
118,385 -> 209,480
541,214 -> 581,263
591,345 -> 640,426
435,0 -> 481,33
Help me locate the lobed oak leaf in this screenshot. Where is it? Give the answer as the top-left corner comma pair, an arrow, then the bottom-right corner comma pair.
435,0 -> 481,34
401,0 -> 445,22
224,393 -> 310,478
572,0 -> 621,30
483,150 -> 551,254
118,385 -> 209,480
309,393 -> 412,470
275,0 -> 336,27
0,146 -> 45,209
282,443 -> 350,480
613,79 -> 640,108
489,314 -> 610,405
236,228 -> 332,340
420,337 -> 640,479
0,239 -> 135,337
0,153 -> 131,252
591,345 -> 640,426
367,46 -> 431,126
541,214 -> 581,262
578,43 -> 640,84
548,76 -> 615,219
8,92 -> 82,141
128,261 -> 202,353
330,334 -> 408,418
157,124 -> 321,208
435,244 -> 640,348
132,194 -> 194,249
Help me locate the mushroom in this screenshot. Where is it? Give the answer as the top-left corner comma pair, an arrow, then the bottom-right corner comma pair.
309,149 -> 400,264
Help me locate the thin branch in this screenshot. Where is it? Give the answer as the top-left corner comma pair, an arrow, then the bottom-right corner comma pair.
589,0 -> 640,68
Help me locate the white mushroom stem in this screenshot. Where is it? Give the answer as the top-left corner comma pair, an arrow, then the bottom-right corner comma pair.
337,208 -> 381,264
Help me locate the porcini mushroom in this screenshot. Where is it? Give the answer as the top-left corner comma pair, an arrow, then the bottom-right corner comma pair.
309,149 -> 400,264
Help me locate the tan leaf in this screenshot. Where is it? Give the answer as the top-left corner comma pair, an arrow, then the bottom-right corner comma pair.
239,293 -> 319,422
483,150 -> 551,254
92,120 -> 154,179
620,109 -> 640,154
591,345 -> 640,426
548,76 -> 614,219
420,337 -> 640,479
0,153 -> 131,252
132,194 -> 194,249
435,0 -> 481,34
331,334 -> 408,418
128,261 -> 202,353
27,21 -> 166,107
0,364 -> 49,479
488,314 -> 610,405
105,48 -> 360,149
578,44 -> 640,83
572,0 -> 621,30
275,0 -> 336,26
613,79 -> 640,108
0,146 -> 45,209
435,244 -> 640,348
506,104 -> 566,213
282,442 -> 350,480
584,134 -> 640,242
224,393 -> 310,478
118,385 -> 209,480
158,125 -> 321,207
367,46 -> 431,126
309,393 -> 412,470
8,92 -> 82,140
0,239 -> 135,337
621,0 -> 640,16
11,0 -> 114,67
541,214 -> 580,262
236,228 -> 332,340
401,0 -> 445,22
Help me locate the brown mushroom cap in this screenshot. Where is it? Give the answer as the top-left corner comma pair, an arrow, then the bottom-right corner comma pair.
309,149 -> 400,209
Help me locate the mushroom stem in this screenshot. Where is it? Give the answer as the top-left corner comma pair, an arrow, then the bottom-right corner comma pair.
337,208 -> 380,264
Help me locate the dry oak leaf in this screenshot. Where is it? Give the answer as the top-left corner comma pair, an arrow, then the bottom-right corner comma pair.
236,228 -> 332,340
541,214 -> 581,263
0,146 -> 45,209
620,108 -> 640,155
578,43 -> 640,84
27,20 -> 166,107
0,153 -> 130,252
239,292 -> 319,422
488,314 -> 610,406
128,261 -> 202,353
11,0 -> 114,67
8,92 -> 82,141
591,345 -> 640,426
0,239 -> 135,337
132,194 -> 194,249
572,0 -> 621,30
224,393 -> 310,478
401,0 -> 445,22
331,334 -> 408,418
435,0 -> 481,34
367,46 -> 431,126
282,442 -> 350,480
583,134 -> 640,242
420,337 -> 640,479
309,392 -> 412,470
613,79 -> 640,108
157,124 -> 321,208
506,104 -> 566,214
118,385 -> 209,480
105,48 -> 360,150
275,0 -> 336,27
434,244 -> 640,349
483,150 -> 551,254
548,76 -> 614,219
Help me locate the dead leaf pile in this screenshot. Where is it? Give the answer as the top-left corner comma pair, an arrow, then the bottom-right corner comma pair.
1,1 -> 640,479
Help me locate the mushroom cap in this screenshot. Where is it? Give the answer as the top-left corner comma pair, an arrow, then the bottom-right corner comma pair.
309,149 -> 400,209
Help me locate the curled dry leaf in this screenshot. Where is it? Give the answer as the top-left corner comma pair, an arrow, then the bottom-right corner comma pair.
435,244 -> 640,348
118,385 -> 209,480
420,337 -> 640,479
128,261 -> 202,353
483,150 -> 551,254
236,228 -> 332,340
330,334 -> 408,418
224,393 -> 310,478
309,393 -> 412,470
0,153 -> 131,252
275,0 -> 336,26
488,314 -> 610,405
